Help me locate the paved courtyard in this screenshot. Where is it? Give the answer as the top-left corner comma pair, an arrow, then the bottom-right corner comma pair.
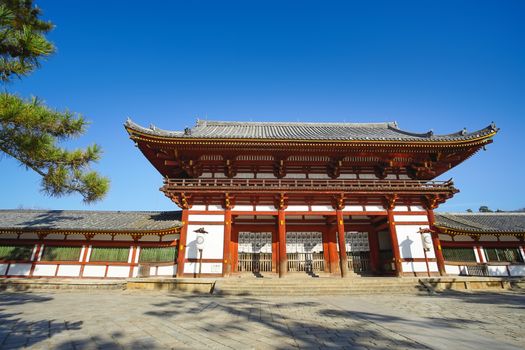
0,289 -> 523,350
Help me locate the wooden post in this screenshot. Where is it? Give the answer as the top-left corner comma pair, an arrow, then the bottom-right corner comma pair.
336,209 -> 349,278
223,208 -> 232,277
368,230 -> 380,274
278,209 -> 287,278
176,209 -> 189,277
427,209 -> 446,276
387,209 -> 402,276
328,228 -> 339,274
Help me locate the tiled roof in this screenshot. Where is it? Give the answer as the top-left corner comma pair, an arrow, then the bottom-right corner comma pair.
125,119 -> 498,142
0,210 -> 182,233
435,213 -> 525,233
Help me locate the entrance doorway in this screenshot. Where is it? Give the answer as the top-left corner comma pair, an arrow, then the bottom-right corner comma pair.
345,232 -> 371,273
286,232 -> 324,274
237,232 -> 273,274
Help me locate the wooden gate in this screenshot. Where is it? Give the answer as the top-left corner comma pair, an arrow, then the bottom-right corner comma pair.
237,232 -> 273,273
348,252 -> 370,273
286,232 -> 324,272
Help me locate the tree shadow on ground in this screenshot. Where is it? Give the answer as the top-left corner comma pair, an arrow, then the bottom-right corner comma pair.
0,292 -> 83,349
432,289 -> 525,310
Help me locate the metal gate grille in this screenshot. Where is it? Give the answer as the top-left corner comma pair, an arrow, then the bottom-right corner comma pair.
238,253 -> 272,272
287,252 -> 325,272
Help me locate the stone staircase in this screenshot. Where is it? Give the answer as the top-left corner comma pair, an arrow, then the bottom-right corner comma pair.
213,276 -> 429,296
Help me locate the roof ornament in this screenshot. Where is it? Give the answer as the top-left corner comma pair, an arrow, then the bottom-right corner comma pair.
461,128 -> 467,136
490,122 -> 497,131
149,124 -> 156,131
428,129 -> 434,137
184,127 -> 192,135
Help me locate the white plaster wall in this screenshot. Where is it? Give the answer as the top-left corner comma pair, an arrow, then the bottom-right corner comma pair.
235,173 -> 255,178
509,265 -> 525,276
257,173 -> 275,178
309,173 -> 331,179
188,214 -> 225,222
401,261 -> 438,273
342,205 -> 363,212
233,205 -> 253,211
67,234 -> 85,241
364,205 -> 384,212
444,264 -> 461,275
184,262 -> 223,274
286,205 -> 309,212
113,235 -> 134,241
57,265 -> 81,277
186,224 -> 224,259
162,234 -> 179,241
0,263 -> 8,275
410,206 -> 426,212
359,174 -> 377,179
106,266 -> 130,278
139,235 -> 160,242
284,173 -> 307,179
453,235 -> 474,242
487,265 -> 509,277
339,174 -> 357,179
255,205 -> 275,211
190,205 -> 206,211
207,205 -> 224,211
46,234 -> 65,240
393,206 -> 409,212
394,215 -> 428,222
33,264 -> 57,276
395,225 -> 436,259
19,233 -> 39,240
398,174 -> 411,179
385,174 -> 397,180
92,234 -> 112,241
7,263 -> 32,276
82,265 -> 106,277
156,265 -> 177,276
499,235 -> 519,242
0,233 -> 18,239
438,234 -> 452,241
311,205 -> 333,211
479,235 -> 498,242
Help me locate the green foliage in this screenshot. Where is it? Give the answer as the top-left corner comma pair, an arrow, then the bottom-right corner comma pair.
478,205 -> 493,213
442,247 -> 477,262
0,0 -> 109,202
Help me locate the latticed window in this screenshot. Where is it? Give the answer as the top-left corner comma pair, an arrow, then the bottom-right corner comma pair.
0,245 -> 33,260
485,248 -> 523,263
42,246 -> 82,261
442,247 -> 477,262
90,247 -> 130,262
139,247 -> 177,263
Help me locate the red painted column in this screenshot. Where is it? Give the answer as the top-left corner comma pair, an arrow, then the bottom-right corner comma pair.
272,227 -> 279,273
223,208 -> 232,277
176,209 -> 189,277
368,230 -> 380,274
322,228 -> 330,273
29,243 -> 43,277
387,209 -> 402,276
278,209 -> 287,278
336,210 -> 349,277
328,228 -> 339,274
427,209 -> 446,276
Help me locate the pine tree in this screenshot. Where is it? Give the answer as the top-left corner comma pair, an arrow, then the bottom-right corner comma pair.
0,0 -> 109,203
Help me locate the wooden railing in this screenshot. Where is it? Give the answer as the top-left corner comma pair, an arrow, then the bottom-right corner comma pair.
348,252 -> 371,273
238,253 -> 272,272
163,178 -> 456,193
287,252 -> 325,272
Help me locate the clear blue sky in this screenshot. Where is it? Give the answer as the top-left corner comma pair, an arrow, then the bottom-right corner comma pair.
2,0 -> 524,212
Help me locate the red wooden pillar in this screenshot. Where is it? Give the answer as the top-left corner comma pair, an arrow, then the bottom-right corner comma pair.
176,209 -> 189,277
427,209 -> 446,276
368,230 -> 380,274
223,209 -> 232,277
278,209 -> 287,278
29,243 -> 43,277
322,228 -> 330,273
272,227 -> 279,273
336,210 -> 349,278
128,245 -> 138,278
328,227 -> 339,274
387,209 -> 402,276
232,227 -> 239,272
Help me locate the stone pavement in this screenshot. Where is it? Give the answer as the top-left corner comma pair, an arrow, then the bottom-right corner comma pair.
0,289 -> 523,349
